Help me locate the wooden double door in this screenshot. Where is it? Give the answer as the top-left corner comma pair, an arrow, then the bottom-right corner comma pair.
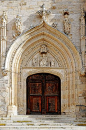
26,73 -> 61,115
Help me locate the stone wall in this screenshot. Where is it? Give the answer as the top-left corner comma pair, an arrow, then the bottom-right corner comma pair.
0,0 -> 83,51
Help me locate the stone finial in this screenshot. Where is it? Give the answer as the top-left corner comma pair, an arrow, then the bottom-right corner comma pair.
37,4 -> 51,21
1,11 -> 7,24
15,15 -> 22,34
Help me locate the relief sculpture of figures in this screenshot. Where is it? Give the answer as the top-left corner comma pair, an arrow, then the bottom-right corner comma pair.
40,44 -> 48,67
63,11 -> 71,35
40,54 -> 48,67
32,57 -> 38,66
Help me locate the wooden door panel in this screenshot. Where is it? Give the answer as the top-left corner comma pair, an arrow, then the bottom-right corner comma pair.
46,96 -> 58,113
30,83 -> 42,95
45,82 -> 58,95
30,96 -> 41,112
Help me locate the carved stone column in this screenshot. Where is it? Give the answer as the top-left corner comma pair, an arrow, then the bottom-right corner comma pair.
80,8 -> 86,75
1,11 -> 7,69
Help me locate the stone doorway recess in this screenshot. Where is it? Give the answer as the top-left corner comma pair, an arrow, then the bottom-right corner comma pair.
26,73 -> 61,115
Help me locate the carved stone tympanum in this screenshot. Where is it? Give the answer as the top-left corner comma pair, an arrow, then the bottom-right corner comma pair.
30,44 -> 59,67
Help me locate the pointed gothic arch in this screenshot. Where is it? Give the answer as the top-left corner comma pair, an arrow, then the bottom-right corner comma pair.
5,21 -> 82,116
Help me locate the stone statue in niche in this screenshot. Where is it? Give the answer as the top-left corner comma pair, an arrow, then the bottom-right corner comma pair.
15,15 -> 22,34
63,11 -> 71,35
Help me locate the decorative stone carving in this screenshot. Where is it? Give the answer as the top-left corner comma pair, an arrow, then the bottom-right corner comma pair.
32,57 -> 38,66
51,59 -> 55,67
63,11 -> 71,35
28,45 -> 59,68
40,54 -> 48,67
1,11 -> 7,69
2,69 -> 8,76
15,15 -> 22,34
40,44 -> 47,53
80,8 -> 85,38
52,23 -> 57,28
80,68 -> 86,77
51,0 -> 56,9
37,4 -> 51,21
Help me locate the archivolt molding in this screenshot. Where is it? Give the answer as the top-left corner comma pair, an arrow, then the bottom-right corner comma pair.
5,21 -> 82,73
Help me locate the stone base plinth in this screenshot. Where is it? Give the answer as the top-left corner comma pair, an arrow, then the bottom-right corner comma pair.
7,105 -> 17,116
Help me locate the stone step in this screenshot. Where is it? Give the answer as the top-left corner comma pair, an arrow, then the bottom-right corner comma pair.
0,122 -> 74,126
0,126 -> 86,130
0,115 -> 86,128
